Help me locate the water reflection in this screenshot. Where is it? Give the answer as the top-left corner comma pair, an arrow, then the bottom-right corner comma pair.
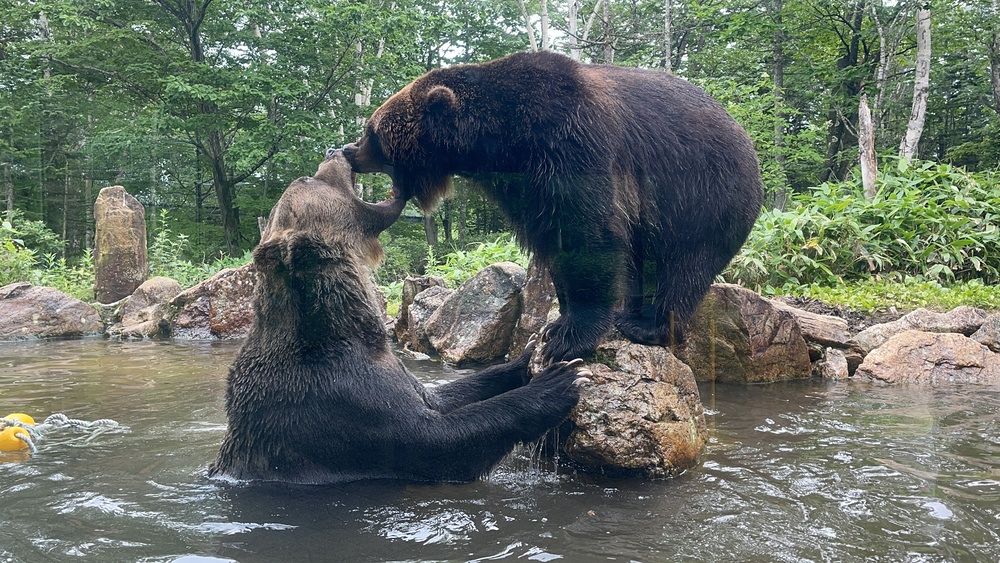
0,340 -> 997,561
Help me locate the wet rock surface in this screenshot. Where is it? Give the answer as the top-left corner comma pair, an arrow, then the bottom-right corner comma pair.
853,306 -> 989,353
855,330 -> 1000,385
394,275 -> 446,344
425,262 -> 526,364
405,285 -> 454,354
972,314 -> 1000,353
508,257 -> 557,357
93,186 -> 148,303
681,284 -> 812,383
166,264 -> 257,340
0,283 -> 103,340
530,339 -> 707,477
107,277 -> 182,339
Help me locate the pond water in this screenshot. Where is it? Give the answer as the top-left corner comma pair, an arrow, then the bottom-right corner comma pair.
0,340 -> 998,562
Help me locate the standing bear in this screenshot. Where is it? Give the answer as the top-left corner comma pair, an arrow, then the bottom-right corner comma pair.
209,151 -> 588,483
344,51 -> 764,363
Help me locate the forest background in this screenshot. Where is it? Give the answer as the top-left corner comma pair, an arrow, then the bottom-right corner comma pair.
2,0 -> 999,312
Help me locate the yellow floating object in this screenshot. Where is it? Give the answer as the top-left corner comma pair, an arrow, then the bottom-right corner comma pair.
0,427 -> 30,451
3,413 -> 35,426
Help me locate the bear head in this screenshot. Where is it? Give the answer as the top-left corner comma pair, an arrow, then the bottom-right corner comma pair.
343,79 -> 466,212
253,150 -> 406,292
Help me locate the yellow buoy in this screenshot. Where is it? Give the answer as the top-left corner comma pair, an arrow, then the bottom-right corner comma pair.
0,426 -> 30,451
3,413 -> 35,426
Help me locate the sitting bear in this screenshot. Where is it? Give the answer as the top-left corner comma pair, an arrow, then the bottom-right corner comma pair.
343,51 -> 764,363
209,151 -> 588,483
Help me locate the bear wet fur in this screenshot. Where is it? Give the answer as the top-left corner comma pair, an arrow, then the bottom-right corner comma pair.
344,51 -> 764,363
209,152 -> 587,483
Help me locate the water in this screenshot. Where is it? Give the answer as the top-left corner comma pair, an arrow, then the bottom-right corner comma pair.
1,340 -> 998,562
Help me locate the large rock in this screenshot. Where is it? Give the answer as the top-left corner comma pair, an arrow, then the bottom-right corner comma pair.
508,256 -> 557,357
972,314 -> 1000,353
855,330 -> 1000,385
0,283 -> 102,340
681,284 -> 812,383
94,186 -> 148,303
166,264 -> 257,340
771,300 -> 853,348
561,340 -> 707,477
852,306 -> 989,353
406,285 -> 454,354
107,276 -> 182,339
393,275 -> 445,343
813,347 -> 849,380
425,262 -> 526,364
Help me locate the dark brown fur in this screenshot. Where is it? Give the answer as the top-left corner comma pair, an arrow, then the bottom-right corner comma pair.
344,51 -> 764,362
209,152 -> 586,483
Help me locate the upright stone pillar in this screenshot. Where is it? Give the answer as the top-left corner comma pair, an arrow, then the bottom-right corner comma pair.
94,186 -> 148,303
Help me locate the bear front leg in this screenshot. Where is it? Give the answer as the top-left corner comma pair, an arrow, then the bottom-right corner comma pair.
430,339 -> 537,414
401,360 -> 590,482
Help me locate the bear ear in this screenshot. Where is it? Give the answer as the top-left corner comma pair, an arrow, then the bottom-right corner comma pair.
286,234 -> 340,274
252,239 -> 284,272
424,85 -> 458,122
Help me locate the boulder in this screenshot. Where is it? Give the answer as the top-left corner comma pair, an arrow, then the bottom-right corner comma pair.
855,330 -> 1000,385
813,347 -> 849,380
107,276 -> 182,339
852,306 -> 989,353
93,186 -> 148,303
0,283 -> 102,340
560,340 -> 707,477
166,264 -> 257,340
393,275 -> 445,343
681,284 -> 812,383
508,256 -> 557,357
425,262 -> 526,364
406,285 -> 454,354
770,300 -> 853,349
972,314 -> 1000,353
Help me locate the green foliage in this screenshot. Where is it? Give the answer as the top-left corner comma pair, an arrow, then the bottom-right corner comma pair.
727,159 -> 1000,292
790,279 -> 1000,313
31,251 -> 96,301
149,211 -> 251,287
0,219 -> 37,287
377,232 -> 429,286
425,236 -> 528,288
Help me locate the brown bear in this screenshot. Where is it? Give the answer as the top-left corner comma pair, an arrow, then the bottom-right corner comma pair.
209,151 -> 588,483
343,51 -> 764,364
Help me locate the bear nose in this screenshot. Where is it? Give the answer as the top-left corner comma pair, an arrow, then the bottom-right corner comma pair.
324,147 -> 340,160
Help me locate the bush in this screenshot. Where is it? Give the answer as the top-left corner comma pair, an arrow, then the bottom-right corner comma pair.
32,251 -> 95,300
149,210 -> 251,287
425,235 -> 528,287
726,159 -> 1000,292
0,219 -> 37,286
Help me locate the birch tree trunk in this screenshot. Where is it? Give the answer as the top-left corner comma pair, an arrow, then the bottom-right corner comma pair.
518,0 -> 539,51
899,7 -> 931,162
568,0 -> 581,60
663,0 -> 672,71
602,0 -> 614,63
539,0 -> 550,50
859,94 -> 879,199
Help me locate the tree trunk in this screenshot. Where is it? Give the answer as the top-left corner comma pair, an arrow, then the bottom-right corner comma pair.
84,175 -> 93,249
423,214 -> 438,247
443,200 -> 453,243
820,2 -> 866,182
663,0 -> 672,71
61,164 -> 69,259
990,0 -> 1000,115
770,0 -> 788,209
518,0 -> 539,51
859,94 -> 879,199
899,7 -> 931,162
568,0 -> 581,60
3,161 -> 12,220
602,0 -> 614,63
539,0 -> 549,50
